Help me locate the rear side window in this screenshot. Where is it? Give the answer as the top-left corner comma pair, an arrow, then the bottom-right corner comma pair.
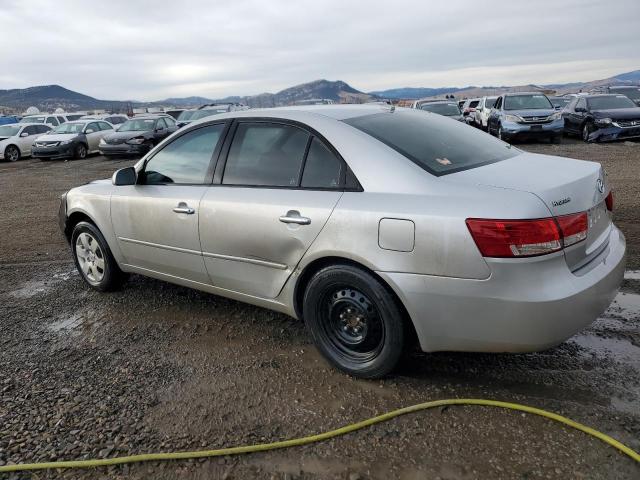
223,123 -> 309,187
47,117 -> 59,126
301,138 -> 342,188
143,124 -> 225,185
98,122 -> 112,131
344,111 -> 518,176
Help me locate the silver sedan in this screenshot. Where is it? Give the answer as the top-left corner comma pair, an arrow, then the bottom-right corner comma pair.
59,105 -> 626,378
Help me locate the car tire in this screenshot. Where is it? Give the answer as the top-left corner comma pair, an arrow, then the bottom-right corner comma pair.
4,145 -> 20,162
497,125 -> 509,143
302,264 -> 406,379
71,221 -> 127,292
74,143 -> 88,160
582,122 -> 594,143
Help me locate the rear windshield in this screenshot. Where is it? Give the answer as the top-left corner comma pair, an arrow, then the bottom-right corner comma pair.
504,95 -> 552,110
344,110 -> 518,176
588,95 -> 636,110
420,103 -> 461,116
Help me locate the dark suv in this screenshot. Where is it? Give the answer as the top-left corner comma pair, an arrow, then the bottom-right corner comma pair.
562,94 -> 640,142
99,115 -> 178,157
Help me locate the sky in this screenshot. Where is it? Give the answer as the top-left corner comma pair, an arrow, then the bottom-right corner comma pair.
0,0 -> 638,101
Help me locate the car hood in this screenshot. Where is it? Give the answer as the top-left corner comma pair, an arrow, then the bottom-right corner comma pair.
505,108 -> 556,117
446,151 -> 605,217
40,133 -> 81,142
106,130 -> 151,140
591,108 -> 640,120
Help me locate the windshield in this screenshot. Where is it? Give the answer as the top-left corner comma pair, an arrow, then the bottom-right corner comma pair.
611,88 -> 640,100
177,110 -> 196,121
549,97 -> 571,108
20,116 -> 45,123
344,110 -> 518,176
504,95 -> 552,110
190,109 -> 227,120
51,122 -> 85,134
0,125 -> 20,137
119,119 -> 157,131
420,103 -> 461,116
588,95 -> 637,110
485,97 -> 497,108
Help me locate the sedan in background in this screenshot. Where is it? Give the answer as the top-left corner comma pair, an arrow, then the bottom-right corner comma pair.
32,120 -> 114,160
59,105 -> 624,378
474,96 -> 498,129
563,94 -> 640,142
19,114 -> 65,128
418,100 -> 464,121
99,115 -> 178,157
488,93 -> 563,143
0,123 -> 51,161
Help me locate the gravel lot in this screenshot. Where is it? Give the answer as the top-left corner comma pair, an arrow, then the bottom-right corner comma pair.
0,139 -> 639,479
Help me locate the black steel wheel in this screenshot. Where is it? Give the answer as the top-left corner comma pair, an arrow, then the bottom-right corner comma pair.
303,264 -> 406,378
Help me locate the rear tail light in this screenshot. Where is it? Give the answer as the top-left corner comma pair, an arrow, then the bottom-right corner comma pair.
466,212 -> 588,258
605,191 -> 614,211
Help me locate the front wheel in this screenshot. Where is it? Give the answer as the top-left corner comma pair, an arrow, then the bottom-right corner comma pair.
497,125 -> 509,142
74,143 -> 87,159
4,145 -> 20,162
303,265 -> 406,379
71,221 -> 127,291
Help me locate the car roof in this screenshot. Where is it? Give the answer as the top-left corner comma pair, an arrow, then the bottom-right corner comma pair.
503,92 -> 548,97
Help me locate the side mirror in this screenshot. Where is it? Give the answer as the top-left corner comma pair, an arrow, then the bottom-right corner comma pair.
20,132 -> 29,137
112,166 -> 137,186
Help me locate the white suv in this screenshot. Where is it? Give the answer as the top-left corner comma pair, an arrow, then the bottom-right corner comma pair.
474,96 -> 498,130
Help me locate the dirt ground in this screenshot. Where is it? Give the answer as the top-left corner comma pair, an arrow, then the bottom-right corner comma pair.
0,139 -> 639,479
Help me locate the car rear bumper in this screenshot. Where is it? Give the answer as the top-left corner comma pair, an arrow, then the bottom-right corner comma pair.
99,143 -> 149,156
32,144 -> 75,159
378,226 -> 626,353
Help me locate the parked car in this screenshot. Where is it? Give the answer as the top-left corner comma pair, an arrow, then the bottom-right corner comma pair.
59,105 -> 624,378
418,101 -> 464,121
81,114 -> 129,126
0,123 -> 51,162
19,114 -> 67,128
487,93 -> 563,143
562,94 -> 640,142
0,115 -> 20,126
65,113 -> 86,121
460,98 -> 480,125
32,120 -> 114,160
605,86 -> 640,106
548,96 -> 572,111
99,115 -> 178,157
176,104 -> 247,129
474,96 -> 498,129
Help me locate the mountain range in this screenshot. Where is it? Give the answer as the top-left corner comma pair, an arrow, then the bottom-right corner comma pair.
0,70 -> 638,114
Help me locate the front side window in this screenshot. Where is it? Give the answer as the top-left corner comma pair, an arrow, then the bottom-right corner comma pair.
143,124 -> 225,185
23,126 -> 38,135
222,123 -> 309,187
301,138 -> 343,188
85,122 -> 100,133
576,98 -> 587,110
37,125 -> 51,134
504,95 -> 553,110
344,110 -> 518,176
98,122 -> 113,131
164,116 -> 176,127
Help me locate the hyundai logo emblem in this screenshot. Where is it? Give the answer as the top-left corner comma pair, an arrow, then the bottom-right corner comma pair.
596,178 -> 605,194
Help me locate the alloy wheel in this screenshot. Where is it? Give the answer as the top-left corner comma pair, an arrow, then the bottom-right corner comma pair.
5,146 -> 19,162
75,232 -> 105,285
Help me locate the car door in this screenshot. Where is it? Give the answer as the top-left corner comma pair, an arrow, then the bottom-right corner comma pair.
110,123 -> 227,283
152,118 -> 169,143
574,98 -> 588,129
488,96 -> 501,132
17,125 -> 39,155
562,98 -> 579,132
83,122 -> 103,152
198,120 -> 344,299
96,121 -> 114,142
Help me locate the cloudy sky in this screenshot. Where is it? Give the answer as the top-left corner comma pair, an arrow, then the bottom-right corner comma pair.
1,0 -> 638,101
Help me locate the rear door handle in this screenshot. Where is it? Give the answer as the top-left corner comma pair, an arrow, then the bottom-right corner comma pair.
173,202 -> 195,215
279,210 -> 311,225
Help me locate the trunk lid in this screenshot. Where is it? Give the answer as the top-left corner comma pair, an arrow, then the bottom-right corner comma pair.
448,152 -> 611,271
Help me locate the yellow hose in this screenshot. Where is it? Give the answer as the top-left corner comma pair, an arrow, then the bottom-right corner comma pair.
0,398 -> 637,473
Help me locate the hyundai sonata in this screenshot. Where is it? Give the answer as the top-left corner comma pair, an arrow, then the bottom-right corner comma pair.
59,105 -> 625,378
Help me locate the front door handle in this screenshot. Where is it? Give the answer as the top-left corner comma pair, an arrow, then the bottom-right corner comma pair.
279,210 -> 311,225
173,202 -> 195,215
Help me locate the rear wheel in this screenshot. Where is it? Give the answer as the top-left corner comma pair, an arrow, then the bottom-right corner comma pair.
4,145 -> 20,162
74,143 -> 87,159
303,265 -> 406,379
71,221 -> 126,291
